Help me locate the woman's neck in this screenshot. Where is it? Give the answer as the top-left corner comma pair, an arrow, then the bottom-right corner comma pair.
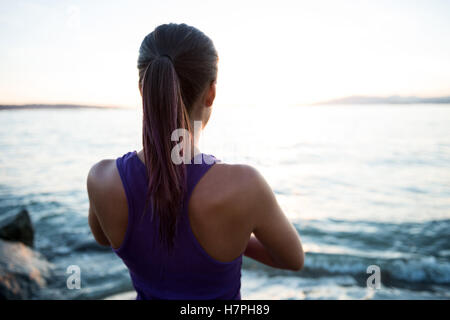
138,120 -> 204,164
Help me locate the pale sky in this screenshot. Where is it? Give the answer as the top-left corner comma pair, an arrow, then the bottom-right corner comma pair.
1,0 -> 450,108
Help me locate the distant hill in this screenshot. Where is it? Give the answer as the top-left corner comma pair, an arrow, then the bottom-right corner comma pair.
0,104 -> 124,110
314,95 -> 450,105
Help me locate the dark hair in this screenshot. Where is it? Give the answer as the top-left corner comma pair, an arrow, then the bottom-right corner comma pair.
137,23 -> 218,250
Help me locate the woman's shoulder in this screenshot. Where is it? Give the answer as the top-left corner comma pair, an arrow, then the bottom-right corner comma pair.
87,159 -> 119,188
190,162 -> 272,221
87,158 -> 124,205
211,163 -> 269,195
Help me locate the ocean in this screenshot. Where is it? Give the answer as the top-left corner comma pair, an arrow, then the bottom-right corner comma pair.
0,104 -> 449,299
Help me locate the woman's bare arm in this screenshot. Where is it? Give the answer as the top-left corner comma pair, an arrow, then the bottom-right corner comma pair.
88,205 -> 110,246
87,161 -> 111,246
241,166 -> 304,271
244,235 -> 288,269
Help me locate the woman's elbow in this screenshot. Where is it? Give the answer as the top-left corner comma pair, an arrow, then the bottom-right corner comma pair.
291,260 -> 304,272
288,251 -> 305,272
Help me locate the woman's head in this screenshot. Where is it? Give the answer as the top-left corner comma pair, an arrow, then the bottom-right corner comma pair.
138,23 -> 218,124
137,23 -> 218,250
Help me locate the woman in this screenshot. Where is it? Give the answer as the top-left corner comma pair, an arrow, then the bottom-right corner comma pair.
87,23 -> 304,300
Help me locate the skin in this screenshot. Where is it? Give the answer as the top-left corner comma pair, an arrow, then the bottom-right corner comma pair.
88,80 -> 305,271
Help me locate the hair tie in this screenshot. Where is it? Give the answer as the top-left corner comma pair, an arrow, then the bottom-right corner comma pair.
160,54 -> 173,63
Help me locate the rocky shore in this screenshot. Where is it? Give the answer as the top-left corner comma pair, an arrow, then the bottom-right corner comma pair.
0,209 -> 54,299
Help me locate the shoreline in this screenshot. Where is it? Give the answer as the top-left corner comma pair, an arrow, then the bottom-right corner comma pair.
0,104 -> 127,110
104,291 -> 136,300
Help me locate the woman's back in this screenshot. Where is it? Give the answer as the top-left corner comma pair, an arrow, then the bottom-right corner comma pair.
88,149 -> 304,299
115,151 -> 242,299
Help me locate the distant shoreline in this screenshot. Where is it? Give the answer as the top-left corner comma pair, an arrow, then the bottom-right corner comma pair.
0,104 -> 128,110
312,95 -> 450,105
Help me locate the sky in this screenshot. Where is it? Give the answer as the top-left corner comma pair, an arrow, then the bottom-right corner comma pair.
1,0 -> 450,108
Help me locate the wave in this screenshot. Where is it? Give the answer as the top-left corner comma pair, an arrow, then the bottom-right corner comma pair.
302,252 -> 449,285
296,218 -> 450,256
243,219 -> 450,288
243,251 -> 450,289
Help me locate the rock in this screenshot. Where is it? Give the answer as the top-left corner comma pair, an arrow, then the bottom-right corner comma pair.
0,209 -> 34,247
0,239 -> 53,299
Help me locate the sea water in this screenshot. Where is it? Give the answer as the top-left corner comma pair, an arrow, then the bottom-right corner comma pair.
0,104 -> 449,299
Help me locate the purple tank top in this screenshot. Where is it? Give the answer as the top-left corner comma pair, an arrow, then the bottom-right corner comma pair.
112,151 -> 242,300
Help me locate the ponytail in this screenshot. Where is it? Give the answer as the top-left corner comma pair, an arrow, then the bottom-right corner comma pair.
141,54 -> 191,250
137,23 -> 218,252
